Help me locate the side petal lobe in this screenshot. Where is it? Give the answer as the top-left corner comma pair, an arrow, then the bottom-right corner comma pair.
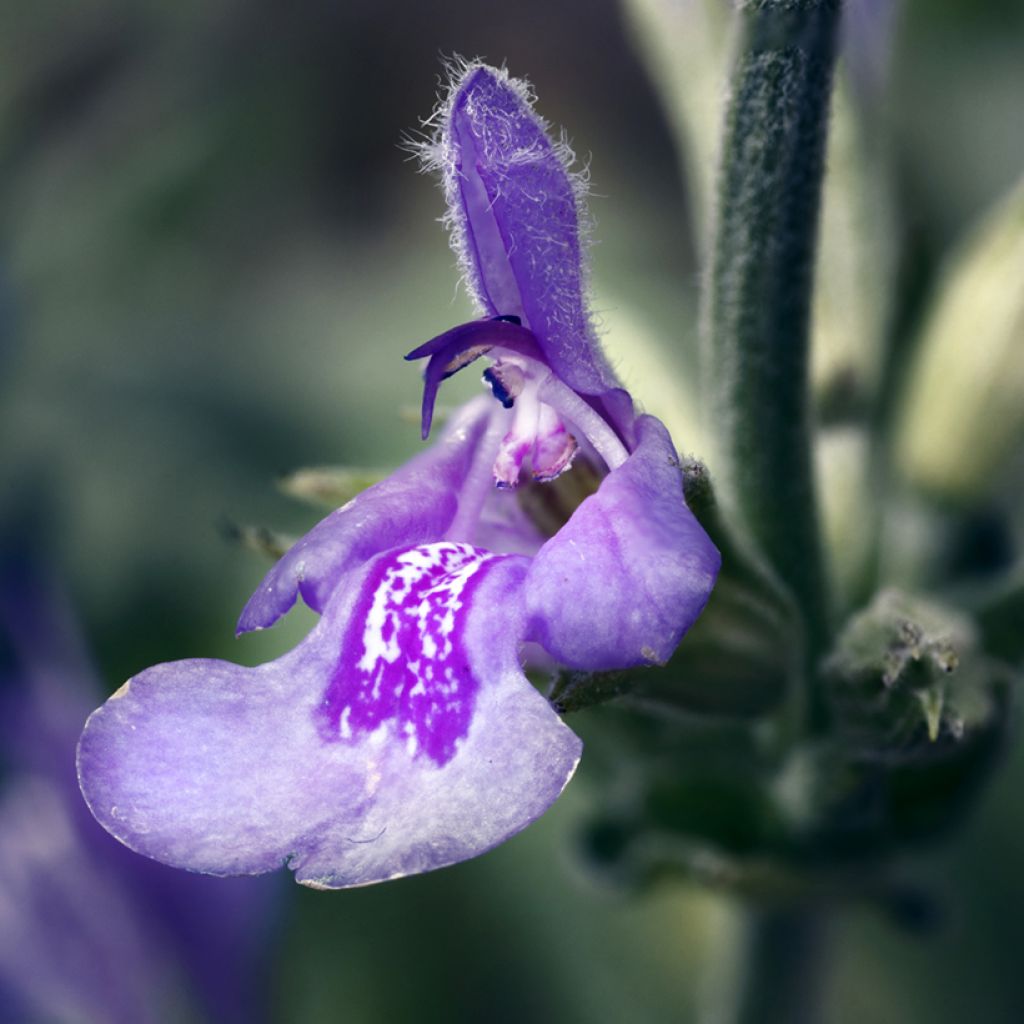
523,415 -> 720,669
237,400 -> 492,634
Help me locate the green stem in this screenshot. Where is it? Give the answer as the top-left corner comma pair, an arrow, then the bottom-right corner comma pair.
702,0 -> 842,663
710,904 -> 832,1024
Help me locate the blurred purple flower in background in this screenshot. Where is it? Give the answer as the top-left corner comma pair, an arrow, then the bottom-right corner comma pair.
0,554 -> 278,1024
77,63 -> 719,890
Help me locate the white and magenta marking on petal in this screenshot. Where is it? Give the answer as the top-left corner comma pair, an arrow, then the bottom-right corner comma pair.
318,543 -> 500,767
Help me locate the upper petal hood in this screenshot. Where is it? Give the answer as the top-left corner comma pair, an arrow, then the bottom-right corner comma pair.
523,415 -> 720,669
428,63 -> 621,399
79,544 -> 582,889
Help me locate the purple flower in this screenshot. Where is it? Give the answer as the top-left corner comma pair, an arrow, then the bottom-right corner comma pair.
0,557 -> 276,1024
77,63 -> 719,890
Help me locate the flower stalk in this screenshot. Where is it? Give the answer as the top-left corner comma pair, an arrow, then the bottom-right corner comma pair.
714,905 -> 832,1024
702,0 -> 842,664
700,4 -> 843,1021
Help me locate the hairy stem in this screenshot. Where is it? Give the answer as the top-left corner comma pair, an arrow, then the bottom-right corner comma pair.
702,0 -> 842,663
698,7 -> 843,1021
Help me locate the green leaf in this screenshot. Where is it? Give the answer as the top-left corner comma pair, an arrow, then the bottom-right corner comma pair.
220,520 -> 295,560
277,466 -> 388,509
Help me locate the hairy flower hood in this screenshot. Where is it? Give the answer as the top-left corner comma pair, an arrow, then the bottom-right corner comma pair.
77,63 -> 720,889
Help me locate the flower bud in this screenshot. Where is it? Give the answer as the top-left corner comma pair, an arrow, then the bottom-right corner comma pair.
823,589 -> 999,765
894,174 -> 1024,503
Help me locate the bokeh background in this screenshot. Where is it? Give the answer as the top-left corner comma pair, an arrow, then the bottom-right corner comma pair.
2,1 -> 1023,1021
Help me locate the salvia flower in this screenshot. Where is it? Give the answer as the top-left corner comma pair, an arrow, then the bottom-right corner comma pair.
77,63 -> 720,889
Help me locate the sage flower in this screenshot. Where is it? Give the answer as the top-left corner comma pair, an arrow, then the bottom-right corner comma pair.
77,63 -> 719,889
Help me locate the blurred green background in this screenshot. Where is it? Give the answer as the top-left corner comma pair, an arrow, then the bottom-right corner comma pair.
1,1 -> 1023,1021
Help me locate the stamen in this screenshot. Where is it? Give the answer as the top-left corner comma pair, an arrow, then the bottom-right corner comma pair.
444,344 -> 494,377
482,361 -> 526,409
494,385 -> 541,489
490,384 -> 578,488
406,319 -> 543,440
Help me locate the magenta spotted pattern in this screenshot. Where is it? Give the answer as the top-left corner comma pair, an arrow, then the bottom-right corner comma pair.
318,543 -> 500,766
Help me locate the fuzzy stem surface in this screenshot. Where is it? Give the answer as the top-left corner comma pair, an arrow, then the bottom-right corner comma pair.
702,0 -> 842,664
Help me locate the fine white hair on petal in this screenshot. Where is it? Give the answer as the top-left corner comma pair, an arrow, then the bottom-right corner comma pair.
404,57 -> 597,333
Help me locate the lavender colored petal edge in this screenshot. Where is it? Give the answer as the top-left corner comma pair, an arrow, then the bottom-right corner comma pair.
79,552 -> 582,889
237,398 -> 493,634
523,415 -> 721,669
